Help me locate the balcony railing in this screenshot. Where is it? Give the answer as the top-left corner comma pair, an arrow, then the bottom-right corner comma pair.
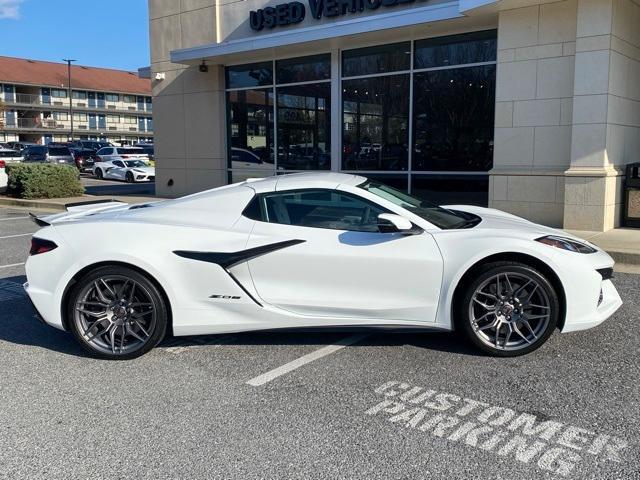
14,93 -> 42,105
3,93 -> 152,113
3,118 -> 152,134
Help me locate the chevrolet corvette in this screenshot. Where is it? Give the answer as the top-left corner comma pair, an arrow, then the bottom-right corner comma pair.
24,173 -> 622,359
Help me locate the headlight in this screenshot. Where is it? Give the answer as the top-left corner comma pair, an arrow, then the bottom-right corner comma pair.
535,235 -> 597,253
132,169 -> 144,173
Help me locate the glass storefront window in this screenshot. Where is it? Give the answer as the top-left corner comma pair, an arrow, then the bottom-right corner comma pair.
414,30 -> 497,69
411,174 -> 489,206
227,89 -> 275,175
277,83 -> 331,170
276,54 -> 331,84
342,74 -> 409,171
412,65 -> 495,171
342,42 -> 411,77
226,61 -> 273,89
225,31 -> 497,206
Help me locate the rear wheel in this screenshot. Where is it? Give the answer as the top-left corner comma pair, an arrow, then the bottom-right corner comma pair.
126,172 -> 134,183
66,266 -> 168,360
95,168 -> 103,179
456,262 -> 559,357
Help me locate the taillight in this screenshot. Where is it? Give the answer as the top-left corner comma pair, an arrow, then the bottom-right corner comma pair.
30,238 -> 57,256
96,156 -> 102,162
0,160 -> 5,168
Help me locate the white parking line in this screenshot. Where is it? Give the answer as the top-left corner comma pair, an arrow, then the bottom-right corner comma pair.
0,233 -> 32,240
0,216 -> 30,221
246,333 -> 370,387
0,263 -> 25,269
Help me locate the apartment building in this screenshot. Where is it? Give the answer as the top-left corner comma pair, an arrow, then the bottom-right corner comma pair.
0,56 -> 153,145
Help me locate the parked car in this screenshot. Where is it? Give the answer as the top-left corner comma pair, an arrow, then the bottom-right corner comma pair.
134,143 -> 155,166
70,148 -> 96,173
0,148 -> 24,164
6,141 -> 37,154
24,172 -> 621,359
72,140 -> 112,151
23,145 -> 75,165
0,159 -> 7,193
95,147 -> 149,165
93,158 -> 155,183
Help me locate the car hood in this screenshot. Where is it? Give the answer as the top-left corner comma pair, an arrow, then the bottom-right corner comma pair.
441,204 -> 576,239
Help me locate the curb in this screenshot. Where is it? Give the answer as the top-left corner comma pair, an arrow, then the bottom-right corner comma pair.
605,249 -> 640,266
0,197 -> 70,211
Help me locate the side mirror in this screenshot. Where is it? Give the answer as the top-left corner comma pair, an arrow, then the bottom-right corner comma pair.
377,213 -> 421,234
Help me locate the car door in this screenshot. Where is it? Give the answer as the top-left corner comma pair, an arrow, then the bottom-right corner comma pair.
107,160 -> 127,180
244,188 -> 443,323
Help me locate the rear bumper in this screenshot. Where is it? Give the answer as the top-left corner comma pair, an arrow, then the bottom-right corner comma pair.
23,282 -> 49,327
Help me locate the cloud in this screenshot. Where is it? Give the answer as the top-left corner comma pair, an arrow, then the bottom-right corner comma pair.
0,0 -> 23,19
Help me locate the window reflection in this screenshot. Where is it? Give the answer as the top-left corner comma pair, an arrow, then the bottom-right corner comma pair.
414,30 -> 497,69
227,89 -> 276,173
226,62 -> 273,89
277,83 -> 331,170
342,42 -> 411,77
342,74 -> 409,171
276,54 -> 331,84
411,174 -> 488,206
412,66 -> 495,171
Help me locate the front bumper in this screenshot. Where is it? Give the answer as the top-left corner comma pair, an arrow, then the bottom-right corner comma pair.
561,279 -> 622,332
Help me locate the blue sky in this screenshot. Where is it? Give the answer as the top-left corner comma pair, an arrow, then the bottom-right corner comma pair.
0,0 -> 150,71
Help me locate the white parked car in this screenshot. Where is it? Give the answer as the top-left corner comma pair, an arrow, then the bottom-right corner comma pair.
93,146 -> 153,183
25,172 -> 621,360
0,148 -> 23,164
93,158 -> 155,183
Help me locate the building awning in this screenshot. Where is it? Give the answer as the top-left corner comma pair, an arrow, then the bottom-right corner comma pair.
170,0 -> 498,65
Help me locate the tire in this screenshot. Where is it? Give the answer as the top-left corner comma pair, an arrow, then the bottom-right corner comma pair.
125,172 -> 134,183
66,265 -> 168,360
455,261 -> 559,357
95,169 -> 103,179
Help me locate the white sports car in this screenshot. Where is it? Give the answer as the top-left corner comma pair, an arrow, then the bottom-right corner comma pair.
93,159 -> 155,183
25,173 -> 622,360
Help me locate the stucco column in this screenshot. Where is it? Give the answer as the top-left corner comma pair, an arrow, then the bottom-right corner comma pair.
563,0 -> 640,231
489,0 -> 577,228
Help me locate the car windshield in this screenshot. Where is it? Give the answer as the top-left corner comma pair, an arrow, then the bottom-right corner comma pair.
48,147 -> 70,156
358,180 -> 472,230
81,142 -> 101,149
117,148 -> 144,155
124,160 -> 148,167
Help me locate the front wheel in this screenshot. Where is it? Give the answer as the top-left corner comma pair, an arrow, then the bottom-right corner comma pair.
125,172 -> 134,183
66,266 -> 168,360
456,262 -> 559,357
95,169 -> 103,179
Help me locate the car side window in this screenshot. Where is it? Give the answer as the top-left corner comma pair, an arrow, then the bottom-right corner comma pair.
113,160 -> 124,167
258,189 -> 389,232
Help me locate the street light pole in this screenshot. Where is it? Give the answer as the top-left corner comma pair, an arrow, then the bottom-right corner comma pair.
62,59 -> 76,141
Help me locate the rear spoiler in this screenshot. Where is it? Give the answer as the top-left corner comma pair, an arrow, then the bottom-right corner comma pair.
29,199 -> 129,227
29,212 -> 50,227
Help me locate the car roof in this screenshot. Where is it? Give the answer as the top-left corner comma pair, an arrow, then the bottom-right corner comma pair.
241,172 -> 366,193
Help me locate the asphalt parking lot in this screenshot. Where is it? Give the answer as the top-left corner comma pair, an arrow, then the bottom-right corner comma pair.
80,174 -> 155,196
0,206 -> 638,479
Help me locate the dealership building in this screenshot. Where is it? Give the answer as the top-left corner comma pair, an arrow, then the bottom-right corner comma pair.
148,0 -> 639,231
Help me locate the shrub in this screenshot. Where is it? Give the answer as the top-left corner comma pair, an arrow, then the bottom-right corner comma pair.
6,163 -> 84,199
